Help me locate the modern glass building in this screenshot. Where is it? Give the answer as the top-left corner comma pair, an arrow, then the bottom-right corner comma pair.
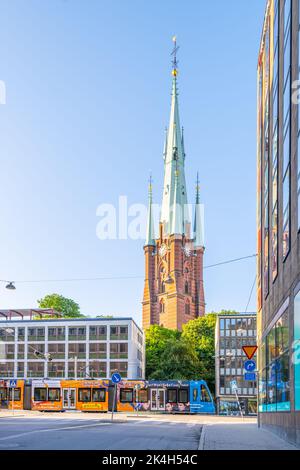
215,313 -> 257,416
0,314 -> 144,380
257,0 -> 300,446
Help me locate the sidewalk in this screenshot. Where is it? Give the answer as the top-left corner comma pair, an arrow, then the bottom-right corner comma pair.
199,422 -> 297,450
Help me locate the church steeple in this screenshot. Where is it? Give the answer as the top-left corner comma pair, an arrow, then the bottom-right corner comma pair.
142,38 -> 205,332
160,37 -> 189,236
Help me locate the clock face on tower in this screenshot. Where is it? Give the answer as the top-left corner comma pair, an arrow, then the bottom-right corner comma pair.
158,244 -> 167,257
183,244 -> 192,257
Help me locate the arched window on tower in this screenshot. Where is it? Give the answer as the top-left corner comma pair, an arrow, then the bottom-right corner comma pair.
185,281 -> 189,294
161,281 -> 165,294
185,301 -> 190,316
160,300 -> 165,314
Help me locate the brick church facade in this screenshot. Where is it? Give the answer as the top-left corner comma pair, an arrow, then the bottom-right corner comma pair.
142,40 -> 205,331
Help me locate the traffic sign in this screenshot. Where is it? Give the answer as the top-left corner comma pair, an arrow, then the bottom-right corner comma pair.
9,379 -> 17,388
230,380 -> 238,392
111,372 -> 122,384
244,360 -> 256,372
242,345 -> 258,360
244,373 -> 256,381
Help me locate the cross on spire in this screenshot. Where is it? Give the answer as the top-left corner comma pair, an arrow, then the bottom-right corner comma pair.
171,36 -> 179,76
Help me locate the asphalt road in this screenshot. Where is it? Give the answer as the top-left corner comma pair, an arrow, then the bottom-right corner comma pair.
0,418 -> 202,450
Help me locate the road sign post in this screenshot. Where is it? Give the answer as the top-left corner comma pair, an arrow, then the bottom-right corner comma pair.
230,380 -> 243,420
111,372 -> 122,422
9,379 -> 17,416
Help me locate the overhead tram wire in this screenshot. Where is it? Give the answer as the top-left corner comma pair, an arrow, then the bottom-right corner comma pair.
5,253 -> 257,286
244,274 -> 257,314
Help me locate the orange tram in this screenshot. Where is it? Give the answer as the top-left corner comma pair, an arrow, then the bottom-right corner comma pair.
0,379 -> 215,414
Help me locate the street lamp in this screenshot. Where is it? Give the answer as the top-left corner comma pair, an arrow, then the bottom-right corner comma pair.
5,282 -> 16,290
0,280 -> 16,290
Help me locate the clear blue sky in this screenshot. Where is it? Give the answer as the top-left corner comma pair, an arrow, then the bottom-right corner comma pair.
0,0 -> 266,324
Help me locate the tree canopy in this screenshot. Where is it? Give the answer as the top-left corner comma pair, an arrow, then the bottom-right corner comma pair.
37,293 -> 84,318
145,311 -> 235,393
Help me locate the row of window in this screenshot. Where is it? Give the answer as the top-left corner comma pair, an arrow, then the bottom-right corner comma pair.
0,325 -> 129,342
0,342 -> 131,360
0,361 -> 130,378
219,317 -> 256,331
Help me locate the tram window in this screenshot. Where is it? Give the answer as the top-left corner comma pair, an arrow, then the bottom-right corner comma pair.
34,388 -> 47,402
200,385 -> 211,402
92,388 -> 106,402
167,389 -> 177,403
48,388 -> 60,402
78,388 -> 91,402
192,388 -> 198,401
137,389 -> 148,403
9,388 -> 21,401
120,388 -> 133,403
0,388 -> 7,400
178,389 -> 188,404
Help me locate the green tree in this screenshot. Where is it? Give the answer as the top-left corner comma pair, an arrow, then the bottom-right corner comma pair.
182,314 -> 217,391
145,325 -> 181,378
148,337 -> 202,380
37,293 -> 84,318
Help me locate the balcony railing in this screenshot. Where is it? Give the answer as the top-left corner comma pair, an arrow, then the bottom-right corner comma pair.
89,371 -> 106,378
0,336 -> 15,342
27,352 -> 45,359
28,335 -> 45,341
89,334 -> 107,341
110,353 -> 128,359
27,371 -> 44,377
68,353 -> 86,359
0,371 -> 14,377
89,352 -> 107,359
48,371 -> 65,378
110,334 -> 128,341
48,335 -> 65,341
48,352 -> 65,359
68,335 -> 86,341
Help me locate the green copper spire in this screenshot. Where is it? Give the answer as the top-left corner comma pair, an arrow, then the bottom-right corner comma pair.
160,37 -> 189,236
194,172 -> 204,248
171,167 -> 184,235
145,175 -> 155,246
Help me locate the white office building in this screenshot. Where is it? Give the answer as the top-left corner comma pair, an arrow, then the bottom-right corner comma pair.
0,311 -> 145,380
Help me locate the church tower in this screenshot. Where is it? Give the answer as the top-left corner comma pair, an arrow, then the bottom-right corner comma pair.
142,38 -> 205,331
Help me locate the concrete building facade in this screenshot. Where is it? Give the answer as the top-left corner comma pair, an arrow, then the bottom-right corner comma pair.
215,313 -> 257,416
0,316 -> 144,380
257,0 -> 300,446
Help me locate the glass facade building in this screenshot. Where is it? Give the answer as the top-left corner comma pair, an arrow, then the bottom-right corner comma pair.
0,318 -> 144,380
257,0 -> 300,446
215,314 -> 257,416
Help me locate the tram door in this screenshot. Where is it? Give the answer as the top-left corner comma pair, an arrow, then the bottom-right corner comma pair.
63,388 -> 76,409
150,389 -> 165,411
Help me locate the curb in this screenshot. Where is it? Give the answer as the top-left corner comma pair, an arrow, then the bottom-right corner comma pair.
198,424 -> 206,450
